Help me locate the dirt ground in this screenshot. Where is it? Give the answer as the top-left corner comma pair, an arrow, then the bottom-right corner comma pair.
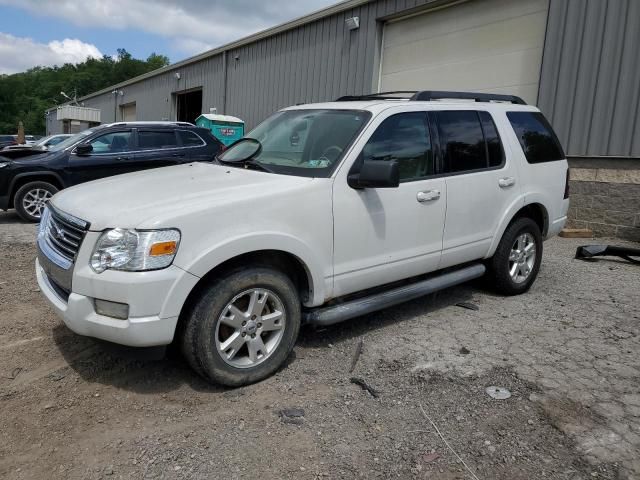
0,214 -> 638,479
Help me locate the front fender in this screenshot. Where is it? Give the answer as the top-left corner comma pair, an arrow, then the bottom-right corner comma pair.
174,232 -> 329,307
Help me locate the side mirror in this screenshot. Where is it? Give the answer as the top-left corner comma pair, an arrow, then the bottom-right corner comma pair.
348,160 -> 400,189
75,143 -> 93,155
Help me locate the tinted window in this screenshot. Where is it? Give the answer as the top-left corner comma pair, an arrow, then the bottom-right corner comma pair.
362,112 -> 433,181
89,131 -> 132,153
437,111 -> 486,173
507,111 -> 565,163
479,111 -> 504,167
178,130 -> 204,147
138,130 -> 178,149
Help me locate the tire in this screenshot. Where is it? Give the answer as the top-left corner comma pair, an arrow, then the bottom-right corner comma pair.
181,266 -> 301,387
14,181 -> 59,222
487,217 -> 543,296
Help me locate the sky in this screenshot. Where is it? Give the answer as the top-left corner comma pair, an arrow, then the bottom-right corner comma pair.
0,0 -> 338,75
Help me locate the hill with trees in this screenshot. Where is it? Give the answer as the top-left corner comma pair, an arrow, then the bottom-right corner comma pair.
0,49 -> 169,135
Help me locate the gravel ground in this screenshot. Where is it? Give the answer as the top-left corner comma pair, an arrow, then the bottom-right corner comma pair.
0,211 -> 37,244
0,220 -> 638,479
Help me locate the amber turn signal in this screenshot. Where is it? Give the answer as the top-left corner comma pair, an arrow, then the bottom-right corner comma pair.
149,241 -> 178,257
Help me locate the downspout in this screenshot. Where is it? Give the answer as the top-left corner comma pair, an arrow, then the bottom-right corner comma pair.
222,50 -> 228,115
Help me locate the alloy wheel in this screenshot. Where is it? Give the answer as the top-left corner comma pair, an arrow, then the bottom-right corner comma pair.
22,188 -> 52,219
508,233 -> 536,284
215,288 -> 286,368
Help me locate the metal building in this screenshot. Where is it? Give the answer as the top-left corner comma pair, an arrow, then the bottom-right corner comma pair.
46,0 -> 640,240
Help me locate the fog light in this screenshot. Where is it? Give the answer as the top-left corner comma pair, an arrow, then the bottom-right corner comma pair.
94,299 -> 130,320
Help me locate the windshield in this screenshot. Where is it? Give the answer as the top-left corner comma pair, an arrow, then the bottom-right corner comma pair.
48,128 -> 98,152
226,109 -> 370,177
34,136 -> 52,147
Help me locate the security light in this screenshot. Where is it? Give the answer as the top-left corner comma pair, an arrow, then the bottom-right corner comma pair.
345,16 -> 360,30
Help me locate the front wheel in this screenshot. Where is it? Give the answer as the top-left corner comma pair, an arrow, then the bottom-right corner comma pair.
487,217 -> 543,295
14,181 -> 58,222
181,267 -> 301,386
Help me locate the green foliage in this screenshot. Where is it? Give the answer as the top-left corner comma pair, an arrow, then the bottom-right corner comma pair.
0,49 -> 170,135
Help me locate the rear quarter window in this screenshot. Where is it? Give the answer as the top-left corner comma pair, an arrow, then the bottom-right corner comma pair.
507,111 -> 565,164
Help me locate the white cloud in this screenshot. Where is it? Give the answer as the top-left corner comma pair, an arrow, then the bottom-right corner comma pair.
0,0 -> 338,56
0,33 -> 102,74
173,38 -> 214,57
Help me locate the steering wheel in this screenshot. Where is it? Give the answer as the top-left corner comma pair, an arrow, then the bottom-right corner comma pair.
317,145 -> 343,163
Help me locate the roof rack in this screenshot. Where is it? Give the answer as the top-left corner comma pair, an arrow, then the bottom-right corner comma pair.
336,90 -> 527,105
107,121 -> 196,127
336,91 -> 418,101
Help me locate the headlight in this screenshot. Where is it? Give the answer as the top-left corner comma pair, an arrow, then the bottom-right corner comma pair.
90,228 -> 180,273
0,161 -> 11,168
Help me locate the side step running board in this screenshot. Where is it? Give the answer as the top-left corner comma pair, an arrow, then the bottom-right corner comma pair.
303,263 -> 486,327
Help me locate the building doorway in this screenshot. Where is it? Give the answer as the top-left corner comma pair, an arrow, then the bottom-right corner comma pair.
176,89 -> 203,124
120,102 -> 137,122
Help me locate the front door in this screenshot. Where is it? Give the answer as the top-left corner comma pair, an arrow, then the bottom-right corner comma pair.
332,111 -> 446,298
67,130 -> 134,185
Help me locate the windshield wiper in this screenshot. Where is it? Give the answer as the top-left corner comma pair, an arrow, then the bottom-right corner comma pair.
217,157 -> 274,173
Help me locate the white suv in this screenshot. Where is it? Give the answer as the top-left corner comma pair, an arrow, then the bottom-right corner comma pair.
36,91 -> 569,386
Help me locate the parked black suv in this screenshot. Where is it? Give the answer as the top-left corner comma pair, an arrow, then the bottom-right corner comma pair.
0,122 -> 224,221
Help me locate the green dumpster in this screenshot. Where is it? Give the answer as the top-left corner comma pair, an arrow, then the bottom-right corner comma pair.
196,114 -> 245,147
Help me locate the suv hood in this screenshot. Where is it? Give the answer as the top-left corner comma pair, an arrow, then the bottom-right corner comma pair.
51,162 -> 315,230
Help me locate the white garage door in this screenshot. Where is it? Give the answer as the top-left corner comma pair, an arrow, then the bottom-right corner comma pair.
121,103 -> 136,122
380,0 -> 549,105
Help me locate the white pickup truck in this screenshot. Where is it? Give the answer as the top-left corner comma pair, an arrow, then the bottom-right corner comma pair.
36,91 -> 569,386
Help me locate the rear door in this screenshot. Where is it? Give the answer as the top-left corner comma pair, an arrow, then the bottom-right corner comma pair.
435,109 -> 522,268
67,129 -> 135,184
176,129 -> 219,162
131,129 -> 183,170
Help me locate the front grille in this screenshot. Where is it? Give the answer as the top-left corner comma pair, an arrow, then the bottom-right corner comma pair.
47,274 -> 71,302
41,206 -> 89,263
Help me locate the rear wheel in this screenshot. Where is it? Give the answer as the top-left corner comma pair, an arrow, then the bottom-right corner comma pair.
14,181 -> 58,222
487,217 -> 542,295
181,267 -> 301,386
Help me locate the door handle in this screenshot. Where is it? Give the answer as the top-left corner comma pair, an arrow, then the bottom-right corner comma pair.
115,156 -> 130,161
171,153 -> 185,157
416,190 -> 441,203
498,177 -> 516,188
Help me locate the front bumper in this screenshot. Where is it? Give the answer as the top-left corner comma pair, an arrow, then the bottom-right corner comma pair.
37,259 -> 178,346
36,232 -> 200,347
547,215 -> 567,239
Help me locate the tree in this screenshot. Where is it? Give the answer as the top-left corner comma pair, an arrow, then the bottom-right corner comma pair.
0,50 -> 170,135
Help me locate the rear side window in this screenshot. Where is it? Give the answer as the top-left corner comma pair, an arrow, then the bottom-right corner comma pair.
178,130 -> 205,147
138,130 -> 178,149
437,111 -> 496,173
479,111 -> 504,167
507,111 -> 565,163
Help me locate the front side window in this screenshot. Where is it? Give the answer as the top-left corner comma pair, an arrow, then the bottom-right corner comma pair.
138,130 -> 178,149
89,131 -> 132,154
361,112 -> 434,182
233,109 -> 370,177
507,111 -> 565,163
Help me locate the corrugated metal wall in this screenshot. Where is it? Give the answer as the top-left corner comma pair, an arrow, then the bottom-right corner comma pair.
79,0 -> 442,129
538,0 -> 640,157
75,0 -> 638,158
83,55 -> 225,124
